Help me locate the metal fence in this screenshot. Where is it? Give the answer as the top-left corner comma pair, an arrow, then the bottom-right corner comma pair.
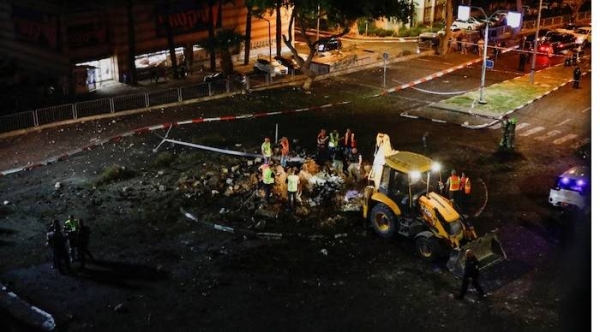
0,72 -> 281,134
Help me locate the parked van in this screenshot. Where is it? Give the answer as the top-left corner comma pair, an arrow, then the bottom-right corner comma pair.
548,166 -> 590,212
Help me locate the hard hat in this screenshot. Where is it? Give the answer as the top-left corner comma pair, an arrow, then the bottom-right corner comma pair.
451,169 -> 456,175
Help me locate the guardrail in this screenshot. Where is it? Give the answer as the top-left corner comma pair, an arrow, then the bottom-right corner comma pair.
0,72 -> 282,135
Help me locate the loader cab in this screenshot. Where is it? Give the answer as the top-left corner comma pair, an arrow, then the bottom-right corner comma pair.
379,165 -> 430,213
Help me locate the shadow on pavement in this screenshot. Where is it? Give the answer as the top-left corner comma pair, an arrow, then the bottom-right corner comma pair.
75,259 -> 169,289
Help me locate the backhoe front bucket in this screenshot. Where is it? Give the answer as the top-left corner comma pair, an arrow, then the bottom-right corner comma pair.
446,231 -> 507,277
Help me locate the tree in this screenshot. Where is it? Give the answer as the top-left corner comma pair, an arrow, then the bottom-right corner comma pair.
279,0 -> 413,90
439,0 -> 453,55
198,29 -> 245,74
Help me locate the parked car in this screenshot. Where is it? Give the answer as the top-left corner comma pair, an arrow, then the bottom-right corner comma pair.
571,26 -> 591,47
253,58 -> 288,77
451,17 -> 483,30
203,71 -> 247,85
274,55 -> 300,74
418,27 -> 463,46
317,38 -> 342,52
539,31 -> 577,54
522,29 -> 551,50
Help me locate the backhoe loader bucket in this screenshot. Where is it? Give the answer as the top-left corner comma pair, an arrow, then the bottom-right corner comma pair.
446,231 -> 507,277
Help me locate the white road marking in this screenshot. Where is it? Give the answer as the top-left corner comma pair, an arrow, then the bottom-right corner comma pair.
535,130 -> 562,141
519,126 -> 545,137
515,123 -> 530,131
581,107 -> 591,113
553,134 -> 579,145
555,119 -> 571,127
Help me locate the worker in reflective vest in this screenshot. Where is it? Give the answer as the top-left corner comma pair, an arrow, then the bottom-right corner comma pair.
445,170 -> 461,201
286,167 -> 300,210
261,137 -> 272,164
342,128 -> 356,158
279,137 -> 289,168
261,163 -> 275,202
328,129 -> 340,160
460,172 -> 471,195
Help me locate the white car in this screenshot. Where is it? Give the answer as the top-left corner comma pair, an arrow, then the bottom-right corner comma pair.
253,58 -> 288,77
451,17 -> 483,30
572,26 -> 591,47
548,166 -> 590,212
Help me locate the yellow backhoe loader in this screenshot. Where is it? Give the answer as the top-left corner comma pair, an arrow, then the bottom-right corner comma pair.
363,133 -> 506,276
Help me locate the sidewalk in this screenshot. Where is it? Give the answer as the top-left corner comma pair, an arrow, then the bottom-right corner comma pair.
402,52 -> 591,128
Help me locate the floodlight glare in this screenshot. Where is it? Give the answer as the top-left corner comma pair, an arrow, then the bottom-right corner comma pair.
458,6 -> 470,21
431,162 -> 441,173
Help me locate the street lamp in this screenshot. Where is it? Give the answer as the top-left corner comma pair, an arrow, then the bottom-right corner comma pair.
258,16 -> 272,62
458,6 -> 522,104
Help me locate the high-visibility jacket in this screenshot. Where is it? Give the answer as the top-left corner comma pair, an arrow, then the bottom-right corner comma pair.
447,175 -> 460,192
464,178 -> 471,194
64,218 -> 78,232
280,137 -> 289,155
262,167 -> 274,184
261,142 -> 272,157
287,174 -> 299,192
343,132 -> 356,149
329,132 -> 339,148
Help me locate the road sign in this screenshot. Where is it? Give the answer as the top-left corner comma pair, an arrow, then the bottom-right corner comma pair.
486,59 -> 494,69
383,52 -> 389,60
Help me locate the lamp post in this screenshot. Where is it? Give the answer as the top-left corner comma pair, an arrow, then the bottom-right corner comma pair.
529,0 -> 543,83
258,16 -> 272,62
458,6 -> 522,104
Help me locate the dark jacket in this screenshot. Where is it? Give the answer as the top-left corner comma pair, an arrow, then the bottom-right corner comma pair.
463,255 -> 480,278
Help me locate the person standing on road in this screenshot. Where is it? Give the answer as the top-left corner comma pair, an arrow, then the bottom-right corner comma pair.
518,52 -> 527,72
459,172 -> 472,208
342,128 -> 356,159
346,148 -> 362,182
328,129 -> 340,160
286,167 -> 300,211
477,38 -> 484,56
456,249 -> 486,300
260,162 -> 275,202
261,137 -> 272,165
445,170 -> 460,202
64,214 -> 79,263
46,219 -> 71,274
76,219 -> 94,268
573,65 -> 581,89
316,129 -> 329,165
506,118 -> 517,149
279,137 -> 289,168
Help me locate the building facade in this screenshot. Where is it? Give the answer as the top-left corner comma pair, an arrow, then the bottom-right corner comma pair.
0,0 -> 292,93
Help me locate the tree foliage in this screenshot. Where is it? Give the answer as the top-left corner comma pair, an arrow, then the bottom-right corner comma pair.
279,0 -> 414,90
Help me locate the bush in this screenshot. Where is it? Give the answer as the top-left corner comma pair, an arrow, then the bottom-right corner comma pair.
93,165 -> 136,186
152,151 -> 177,168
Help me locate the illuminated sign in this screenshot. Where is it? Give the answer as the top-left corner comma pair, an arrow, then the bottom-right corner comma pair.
156,0 -> 225,37
11,4 -> 59,51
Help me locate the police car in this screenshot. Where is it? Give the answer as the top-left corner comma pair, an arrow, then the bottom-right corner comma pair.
548,166 -> 590,212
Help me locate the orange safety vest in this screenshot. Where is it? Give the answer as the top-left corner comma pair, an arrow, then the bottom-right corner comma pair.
280,137 -> 289,155
448,175 -> 460,191
464,179 -> 471,194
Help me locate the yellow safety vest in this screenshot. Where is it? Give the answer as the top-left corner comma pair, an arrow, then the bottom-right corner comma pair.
262,167 -> 274,184
464,178 -> 471,194
261,142 -> 272,157
287,174 -> 299,192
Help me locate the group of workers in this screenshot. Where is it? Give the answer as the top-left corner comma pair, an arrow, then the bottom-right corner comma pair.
442,170 -> 472,209
45,215 -> 94,274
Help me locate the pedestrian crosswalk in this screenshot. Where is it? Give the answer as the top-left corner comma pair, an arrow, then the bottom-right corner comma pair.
489,121 -> 587,148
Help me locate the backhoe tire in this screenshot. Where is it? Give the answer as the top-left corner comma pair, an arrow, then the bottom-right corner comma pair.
370,204 -> 397,238
415,236 -> 441,262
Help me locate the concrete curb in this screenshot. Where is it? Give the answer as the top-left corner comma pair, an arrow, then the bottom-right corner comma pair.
0,283 -> 56,331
